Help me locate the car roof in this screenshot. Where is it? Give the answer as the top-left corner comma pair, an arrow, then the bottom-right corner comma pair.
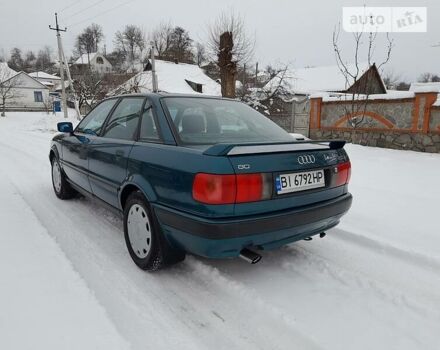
105,92 -> 236,102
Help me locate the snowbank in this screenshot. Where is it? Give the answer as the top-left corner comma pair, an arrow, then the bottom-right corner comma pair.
0,173 -> 129,349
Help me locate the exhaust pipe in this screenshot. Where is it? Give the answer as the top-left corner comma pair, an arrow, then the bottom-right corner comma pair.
239,248 -> 262,264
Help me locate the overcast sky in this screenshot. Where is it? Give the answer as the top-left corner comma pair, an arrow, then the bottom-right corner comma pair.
0,0 -> 438,82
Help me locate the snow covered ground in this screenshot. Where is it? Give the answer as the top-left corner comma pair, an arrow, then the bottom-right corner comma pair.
0,112 -> 439,350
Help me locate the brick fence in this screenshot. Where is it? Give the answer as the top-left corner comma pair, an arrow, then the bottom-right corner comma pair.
309,92 -> 440,153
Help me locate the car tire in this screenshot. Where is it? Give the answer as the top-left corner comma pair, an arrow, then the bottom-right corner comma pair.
51,157 -> 76,199
123,191 -> 185,271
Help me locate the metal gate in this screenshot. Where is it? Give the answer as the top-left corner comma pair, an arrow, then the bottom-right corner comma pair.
290,98 -> 310,137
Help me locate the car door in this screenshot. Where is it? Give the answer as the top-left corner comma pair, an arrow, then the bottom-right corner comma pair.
88,96 -> 145,208
61,98 -> 118,193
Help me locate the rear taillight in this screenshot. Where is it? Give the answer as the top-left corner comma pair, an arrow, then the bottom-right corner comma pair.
334,161 -> 351,187
192,173 -> 236,204
193,173 -> 272,204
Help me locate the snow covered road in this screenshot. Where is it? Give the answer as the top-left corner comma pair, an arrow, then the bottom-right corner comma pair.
1,112 -> 439,350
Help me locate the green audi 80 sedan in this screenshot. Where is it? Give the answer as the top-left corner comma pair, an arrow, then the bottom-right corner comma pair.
50,94 -> 352,270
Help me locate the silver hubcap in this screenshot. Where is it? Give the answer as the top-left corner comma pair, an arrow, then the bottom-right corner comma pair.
52,161 -> 62,193
127,204 -> 152,259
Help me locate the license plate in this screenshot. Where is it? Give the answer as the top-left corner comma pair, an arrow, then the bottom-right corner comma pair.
276,170 -> 325,194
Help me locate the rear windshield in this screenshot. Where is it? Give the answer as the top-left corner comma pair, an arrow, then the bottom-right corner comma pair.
161,97 -> 293,145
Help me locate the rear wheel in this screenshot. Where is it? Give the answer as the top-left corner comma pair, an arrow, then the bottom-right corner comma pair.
123,191 -> 185,271
51,157 -> 76,199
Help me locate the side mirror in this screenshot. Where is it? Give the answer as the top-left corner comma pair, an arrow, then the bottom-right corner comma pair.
57,122 -> 73,133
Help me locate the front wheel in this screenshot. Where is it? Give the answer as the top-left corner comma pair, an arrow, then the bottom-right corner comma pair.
123,191 -> 185,271
51,157 -> 76,199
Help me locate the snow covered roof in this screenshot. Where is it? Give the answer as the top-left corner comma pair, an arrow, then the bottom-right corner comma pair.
409,82 -> 440,93
40,81 -> 54,86
264,62 -> 372,95
115,60 -> 221,96
0,62 -> 18,83
29,71 -> 60,80
316,90 -> 415,102
54,80 -> 70,91
75,52 -> 98,65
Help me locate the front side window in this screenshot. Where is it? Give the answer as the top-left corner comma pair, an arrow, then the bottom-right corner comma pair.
34,91 -> 43,102
101,97 -> 144,140
76,99 -> 117,135
162,97 -> 293,145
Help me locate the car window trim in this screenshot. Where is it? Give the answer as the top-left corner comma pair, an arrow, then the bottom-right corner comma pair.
137,98 -> 165,144
100,96 -> 145,140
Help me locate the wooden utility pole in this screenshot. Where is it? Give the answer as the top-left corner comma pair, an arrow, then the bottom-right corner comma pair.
49,13 -> 68,118
255,62 -> 259,87
59,39 -> 81,119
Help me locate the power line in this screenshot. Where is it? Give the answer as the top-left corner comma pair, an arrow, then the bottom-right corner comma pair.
68,0 -> 106,19
67,0 -> 137,28
59,0 -> 83,14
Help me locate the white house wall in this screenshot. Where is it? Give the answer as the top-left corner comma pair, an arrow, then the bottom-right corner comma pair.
5,73 -> 50,110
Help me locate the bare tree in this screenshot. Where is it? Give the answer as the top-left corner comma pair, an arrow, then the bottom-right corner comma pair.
333,24 -> 393,134
8,48 -> 24,71
0,64 -> 21,117
73,70 -> 105,112
382,70 -> 401,90
23,50 -> 36,72
240,63 -> 292,114
42,94 -> 54,115
35,46 -> 55,72
208,11 -> 254,98
396,81 -> 410,91
75,23 -> 104,63
195,42 -> 207,66
258,64 -> 292,101
418,72 -> 440,83
150,22 -> 174,59
114,25 -> 146,64
168,27 -> 193,62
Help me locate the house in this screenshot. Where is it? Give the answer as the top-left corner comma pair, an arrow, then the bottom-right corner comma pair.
71,52 -> 113,75
259,63 -> 387,130
29,71 -> 61,91
0,63 -> 50,111
264,62 -> 386,99
111,59 -> 221,96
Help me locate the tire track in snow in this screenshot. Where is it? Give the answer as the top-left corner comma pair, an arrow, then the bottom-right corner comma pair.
0,129 -> 323,349
334,226 -> 440,271
275,243 -> 440,321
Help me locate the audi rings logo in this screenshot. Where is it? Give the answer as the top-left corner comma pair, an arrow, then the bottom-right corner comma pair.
297,155 -> 316,165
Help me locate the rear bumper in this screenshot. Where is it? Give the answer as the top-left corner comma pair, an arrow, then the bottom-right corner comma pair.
154,193 -> 352,258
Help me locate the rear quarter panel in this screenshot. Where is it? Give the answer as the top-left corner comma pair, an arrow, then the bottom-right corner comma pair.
127,143 -> 236,217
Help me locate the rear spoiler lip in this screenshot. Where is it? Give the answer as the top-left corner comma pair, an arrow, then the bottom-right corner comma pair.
203,140 -> 347,156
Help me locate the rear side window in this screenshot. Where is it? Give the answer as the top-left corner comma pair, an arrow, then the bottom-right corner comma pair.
102,97 -> 144,140
76,99 -> 117,135
139,103 -> 160,141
